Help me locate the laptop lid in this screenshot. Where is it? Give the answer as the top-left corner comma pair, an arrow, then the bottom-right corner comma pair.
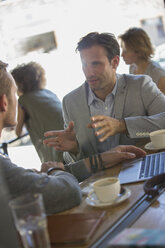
118,151 -> 165,184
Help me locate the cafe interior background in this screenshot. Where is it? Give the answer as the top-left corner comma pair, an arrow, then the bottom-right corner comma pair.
0,0 -> 164,169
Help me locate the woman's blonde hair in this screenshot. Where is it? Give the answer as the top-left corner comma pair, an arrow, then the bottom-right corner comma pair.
119,27 -> 155,61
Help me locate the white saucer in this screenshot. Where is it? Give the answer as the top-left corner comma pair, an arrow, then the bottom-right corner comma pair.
144,142 -> 165,151
86,187 -> 131,208
81,183 -> 94,195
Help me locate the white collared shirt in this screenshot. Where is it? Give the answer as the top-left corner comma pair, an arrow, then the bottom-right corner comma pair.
87,82 -> 119,152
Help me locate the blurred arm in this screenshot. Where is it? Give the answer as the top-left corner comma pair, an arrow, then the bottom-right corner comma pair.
158,77 -> 165,94
15,105 -> 25,137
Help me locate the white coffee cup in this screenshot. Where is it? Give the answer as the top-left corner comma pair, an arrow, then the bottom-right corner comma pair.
149,129 -> 165,148
92,177 -> 120,203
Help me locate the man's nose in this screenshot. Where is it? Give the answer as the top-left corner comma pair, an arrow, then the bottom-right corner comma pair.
84,66 -> 95,77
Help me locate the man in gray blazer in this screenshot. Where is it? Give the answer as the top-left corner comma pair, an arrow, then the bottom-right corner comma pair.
44,32 -> 165,162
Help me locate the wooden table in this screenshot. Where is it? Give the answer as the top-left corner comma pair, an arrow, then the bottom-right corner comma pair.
51,146 -> 165,248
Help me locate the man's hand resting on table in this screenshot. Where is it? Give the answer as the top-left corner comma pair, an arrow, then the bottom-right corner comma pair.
39,145 -> 146,177
43,121 -> 79,155
102,145 -> 146,169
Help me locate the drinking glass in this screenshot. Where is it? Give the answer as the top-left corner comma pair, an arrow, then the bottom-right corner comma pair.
9,193 -> 51,248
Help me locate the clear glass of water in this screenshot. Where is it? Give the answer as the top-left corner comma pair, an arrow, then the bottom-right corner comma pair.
9,193 -> 51,248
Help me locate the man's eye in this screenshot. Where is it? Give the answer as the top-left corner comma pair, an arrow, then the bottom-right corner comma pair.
93,62 -> 100,66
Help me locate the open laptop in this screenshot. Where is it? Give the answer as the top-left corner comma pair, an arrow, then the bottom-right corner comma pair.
118,151 -> 165,184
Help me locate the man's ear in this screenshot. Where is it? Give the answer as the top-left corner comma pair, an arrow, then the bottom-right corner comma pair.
111,55 -> 120,69
0,94 -> 8,112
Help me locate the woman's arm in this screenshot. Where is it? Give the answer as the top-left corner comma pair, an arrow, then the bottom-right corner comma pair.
15,104 -> 25,136
157,77 -> 165,94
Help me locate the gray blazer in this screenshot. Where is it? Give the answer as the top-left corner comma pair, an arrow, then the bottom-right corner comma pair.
63,74 -> 165,161
1,155 -> 82,215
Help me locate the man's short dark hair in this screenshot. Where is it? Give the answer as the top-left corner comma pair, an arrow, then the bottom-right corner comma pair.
76,32 -> 120,62
0,61 -> 11,99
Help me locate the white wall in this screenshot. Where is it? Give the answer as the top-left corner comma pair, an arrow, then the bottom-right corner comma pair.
0,0 -> 164,100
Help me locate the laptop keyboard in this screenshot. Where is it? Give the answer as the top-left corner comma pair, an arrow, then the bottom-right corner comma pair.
139,153 -> 165,179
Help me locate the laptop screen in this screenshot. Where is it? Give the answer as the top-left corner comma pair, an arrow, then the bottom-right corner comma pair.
118,152 -> 165,184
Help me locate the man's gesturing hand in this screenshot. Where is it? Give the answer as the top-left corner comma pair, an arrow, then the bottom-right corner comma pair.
43,121 -> 79,155
88,115 -> 127,142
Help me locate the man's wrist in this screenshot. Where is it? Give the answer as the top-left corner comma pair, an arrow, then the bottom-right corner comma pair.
47,167 -> 64,175
71,141 -> 79,155
119,119 -> 127,134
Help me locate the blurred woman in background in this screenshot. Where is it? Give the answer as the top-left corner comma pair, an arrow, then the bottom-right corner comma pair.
119,27 -> 165,94
11,62 -> 64,163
